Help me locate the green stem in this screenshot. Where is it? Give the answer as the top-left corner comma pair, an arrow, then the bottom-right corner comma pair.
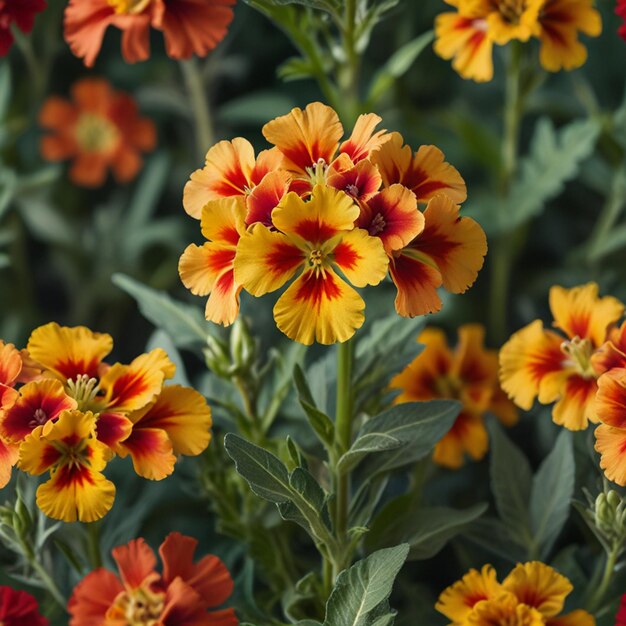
339,0 -> 360,123
488,42 -> 523,345
586,546 -> 620,613
21,540 -> 66,610
180,58 -> 215,160
86,522 -> 103,570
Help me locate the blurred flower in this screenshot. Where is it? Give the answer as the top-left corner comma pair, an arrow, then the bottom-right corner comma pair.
39,78 -> 155,188
68,532 -> 237,625
390,325 -> 517,468
235,184 -> 388,345
179,197 -> 247,325
436,561 -> 594,625
0,585 -> 48,626
499,283 -> 624,431
64,0 -> 235,67
0,0 -> 46,57
618,0 -> 626,41
18,410 -> 115,522
434,0 -> 602,81
616,593 -> 626,626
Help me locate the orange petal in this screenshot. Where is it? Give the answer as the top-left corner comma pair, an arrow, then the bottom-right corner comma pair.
389,252 -> 443,317
596,424 -> 626,486
119,13 -> 152,63
200,196 -> 247,245
331,228 -> 389,288
63,0 -> 115,68
179,243 -> 234,297
205,269 -> 241,326
112,538 -> 158,589
546,610 -> 596,626
0,341 -> 22,388
551,374 -> 598,431
592,322 -> 626,375
339,113 -> 391,163
250,146 -> 284,185
39,96 -> 78,130
69,152 -> 110,188
96,411 -> 133,448
68,568 -> 124,625
71,77 -> 113,114
433,412 -> 488,468
115,426 -> 176,480
595,369 -> 626,428
0,439 -> 18,489
327,154 -> 382,203
262,102 -> 343,174
246,170 -> 291,227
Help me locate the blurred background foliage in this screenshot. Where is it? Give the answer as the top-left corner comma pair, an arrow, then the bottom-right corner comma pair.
1,1 -> 626,625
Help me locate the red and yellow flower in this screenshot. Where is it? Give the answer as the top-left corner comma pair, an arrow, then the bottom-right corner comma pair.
235,184 -> 389,345
0,0 -> 46,57
499,283 -> 624,431
64,0 -> 235,67
39,78 -> 156,187
68,532 -> 237,625
0,585 -> 48,626
391,325 -> 517,468
436,561 -> 594,626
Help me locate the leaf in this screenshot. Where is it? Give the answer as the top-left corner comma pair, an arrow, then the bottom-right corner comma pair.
338,433 -> 403,474
219,91 -> 296,125
467,117 -> 601,235
464,517 -> 528,563
488,421 -> 533,548
263,0 -> 341,12
529,429 -> 574,558
0,61 -> 10,120
323,544 -> 409,626
358,400 -> 461,475
224,434 -> 292,503
293,364 -> 335,447
112,273 -> 213,350
366,31 -> 434,105
125,153 -> 170,232
278,467 -> 331,532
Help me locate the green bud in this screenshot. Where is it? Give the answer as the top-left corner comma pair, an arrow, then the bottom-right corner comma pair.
204,336 -> 231,377
229,318 -> 256,371
15,496 -> 33,533
608,490 -> 621,509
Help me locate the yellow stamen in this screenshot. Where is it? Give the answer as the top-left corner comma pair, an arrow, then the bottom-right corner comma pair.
561,336 -> 595,378
112,586 -> 165,626
107,0 -> 153,14
309,249 -> 324,267
66,375 -> 102,411
495,0 -> 528,24
434,375 -> 463,400
74,113 -> 120,153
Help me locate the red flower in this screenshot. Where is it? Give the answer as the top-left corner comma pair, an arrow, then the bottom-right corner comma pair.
68,532 -> 237,626
0,586 -> 48,626
0,0 -> 46,56
618,0 -> 626,41
616,594 -> 626,626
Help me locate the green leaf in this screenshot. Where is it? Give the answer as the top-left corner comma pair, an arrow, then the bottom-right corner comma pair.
112,273 -> 212,350
358,400 -> 461,475
464,517 -> 528,563
468,117 -> 601,235
0,61 -> 11,120
529,429 -> 574,558
323,544 -> 408,626
366,31 -> 434,106
263,0 -> 341,12
293,364 -> 335,447
125,153 -> 170,232
338,432 -> 403,474
278,467 -> 331,532
489,421 -> 533,548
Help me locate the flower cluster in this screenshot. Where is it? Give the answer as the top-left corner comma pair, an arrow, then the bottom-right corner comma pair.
0,323 -> 212,522
0,585 -> 48,626
64,0 -> 235,67
68,532 -> 238,625
434,0 -> 602,82
39,78 -> 156,188
436,561 -> 594,625
391,324 -> 517,468
179,102 -> 487,345
499,282 -> 626,486
0,0 -> 46,57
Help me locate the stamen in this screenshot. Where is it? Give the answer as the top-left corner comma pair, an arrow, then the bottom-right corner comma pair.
345,184 -> 360,197
305,158 -> 328,187
112,585 -> 165,626
107,0 -> 152,14
368,212 -> 386,236
28,408 -> 49,430
497,0 -> 526,24
309,249 -> 324,267
66,375 -> 101,410
74,113 -> 120,153
560,336 -> 595,377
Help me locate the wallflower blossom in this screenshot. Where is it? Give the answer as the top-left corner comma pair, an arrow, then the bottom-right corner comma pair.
64,0 -> 235,67
68,532 -> 238,625
618,1 -> 626,41
391,325 -> 517,468
0,0 -> 46,57
0,585 -> 48,626
499,283 -> 624,431
39,78 -> 155,187
436,561 -> 595,626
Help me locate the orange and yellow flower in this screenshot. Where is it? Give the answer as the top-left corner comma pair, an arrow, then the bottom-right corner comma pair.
500,283 -> 624,431
39,78 -> 155,187
64,0 -> 235,67
235,184 -> 389,345
391,325 -> 517,468
436,561 -> 594,626
68,532 -> 237,625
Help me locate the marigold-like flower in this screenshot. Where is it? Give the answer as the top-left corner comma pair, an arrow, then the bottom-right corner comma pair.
391,325 -> 517,468
0,0 -> 46,57
18,410 -> 115,522
39,78 -> 156,188
500,283 -> 624,431
64,0 -> 235,67
0,585 -> 48,626
68,532 -> 238,625
436,561 -> 594,626
235,184 -> 389,345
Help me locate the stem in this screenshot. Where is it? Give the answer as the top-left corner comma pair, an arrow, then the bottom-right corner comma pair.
339,0 -> 360,123
587,546 -> 620,613
20,540 -> 66,609
488,42 -> 523,344
86,522 -> 103,570
180,58 -> 214,159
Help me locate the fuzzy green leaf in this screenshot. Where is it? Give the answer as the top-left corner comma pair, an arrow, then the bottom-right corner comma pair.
293,364 -> 335,447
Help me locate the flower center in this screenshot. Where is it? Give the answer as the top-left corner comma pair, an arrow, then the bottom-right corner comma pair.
66,375 -> 102,411
305,158 -> 329,187
496,0 -> 527,23
433,375 -> 463,400
74,113 -> 120,153
309,249 -> 324,267
28,408 -> 49,430
114,586 -> 165,626
107,0 -> 153,14
368,212 -> 386,236
561,336 -> 595,377
345,183 -> 360,197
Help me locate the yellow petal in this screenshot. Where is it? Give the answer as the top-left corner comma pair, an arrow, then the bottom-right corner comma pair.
200,196 -> 246,245
332,228 -> 388,288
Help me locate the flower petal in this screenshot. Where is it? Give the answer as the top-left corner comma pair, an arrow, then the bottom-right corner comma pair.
551,375 -> 598,431
246,170 -> 291,227
112,538 -> 158,590
339,113 -> 391,162
0,341 -> 23,387
96,411 -> 133,448
68,568 -> 125,626
332,229 -> 389,288
434,412 -> 488,468
596,424 -> 626,486
116,426 -> 176,480
327,154 -> 382,203
200,196 -> 247,245
0,439 -> 18,489
595,368 -> 626,428
179,243 -> 234,297
389,252 -> 443,317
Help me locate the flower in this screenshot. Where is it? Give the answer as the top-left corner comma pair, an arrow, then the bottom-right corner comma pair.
0,0 -> 46,57
234,184 -> 389,345
64,0 -> 235,67
499,283 -> 624,431
618,1 -> 626,41
68,532 -> 238,625
18,410 -> 116,522
436,561 -> 594,626
390,325 -> 517,468
0,585 -> 48,626
615,593 -> 626,626
39,78 -> 156,187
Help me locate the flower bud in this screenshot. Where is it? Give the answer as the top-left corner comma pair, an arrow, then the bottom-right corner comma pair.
229,318 -> 256,372
204,336 -> 231,378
